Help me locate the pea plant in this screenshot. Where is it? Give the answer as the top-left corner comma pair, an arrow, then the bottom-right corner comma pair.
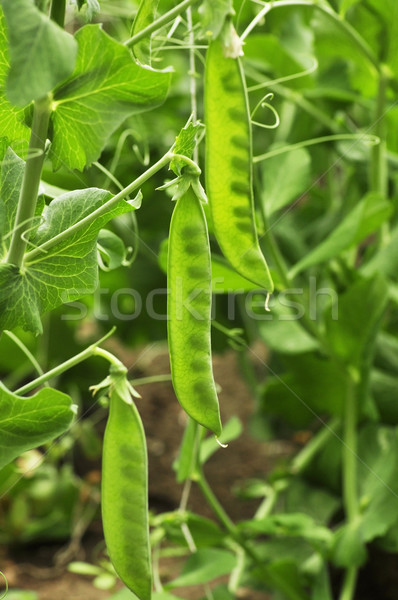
1,0 -> 398,599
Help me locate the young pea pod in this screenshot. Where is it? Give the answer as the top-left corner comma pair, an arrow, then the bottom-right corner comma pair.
204,31 -> 274,293
102,379 -> 151,600
168,186 -> 222,437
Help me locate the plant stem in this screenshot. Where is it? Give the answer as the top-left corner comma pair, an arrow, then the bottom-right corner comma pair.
254,133 -> 379,164
343,375 -> 359,523
24,151 -> 173,264
6,95 -> 52,268
14,328 -> 116,395
124,0 -> 199,48
50,0 -> 66,27
130,374 -> 172,386
291,417 -> 340,474
339,568 -> 358,600
339,374 -> 359,600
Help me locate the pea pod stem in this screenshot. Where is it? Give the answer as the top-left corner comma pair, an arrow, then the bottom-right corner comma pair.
14,328 -> 117,395
24,151 -> 197,265
24,151 -> 173,264
124,0 -> 199,48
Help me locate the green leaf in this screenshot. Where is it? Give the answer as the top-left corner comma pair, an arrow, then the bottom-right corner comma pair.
170,121 -> 204,176
361,226 -> 398,280
165,549 -> 236,588
158,239 -> 264,292
365,0 -> 398,78
97,229 -> 129,271
131,0 -> 159,65
258,298 -> 319,355
357,424 -> 398,542
371,369 -> 398,424
324,274 -> 389,367
0,8 -> 31,153
199,586 -> 234,600
331,520 -> 367,568
199,416 -> 242,464
0,149 -> 135,333
51,25 -> 171,171
290,193 -> 392,277
1,0 -> 77,106
0,382 -> 74,470
240,513 -> 332,546
76,0 -> 101,21
262,148 -> 311,217
262,352 -> 349,425
198,0 -> 234,40
252,559 -> 309,600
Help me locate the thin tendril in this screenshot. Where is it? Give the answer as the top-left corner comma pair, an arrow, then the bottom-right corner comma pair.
254,133 -> 380,163
4,331 -> 45,379
248,56 -> 318,92
251,92 -> 280,130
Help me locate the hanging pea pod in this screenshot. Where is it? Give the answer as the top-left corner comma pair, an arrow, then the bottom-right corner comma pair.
101,367 -> 152,600
204,25 -> 274,293
168,186 -> 222,437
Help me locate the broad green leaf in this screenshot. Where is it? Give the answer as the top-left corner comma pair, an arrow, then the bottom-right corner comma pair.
76,0 -> 101,21
160,512 -> 225,549
170,121 -> 204,176
284,480 -> 340,525
166,549 -> 236,588
51,25 -> 171,171
252,559 -> 309,600
1,0 -> 77,106
240,513 -> 332,545
371,369 -> 398,425
0,149 -> 135,333
364,0 -> 398,78
158,238 -> 269,292
290,193 -> 392,277
198,0 -> 234,40
131,0 -> 159,65
374,332 -> 398,375
324,274 -> 389,367
262,352 -> 349,425
361,226 -> 398,280
258,297 -> 319,355
0,8 -> 30,153
313,10 -> 377,97
338,0 -> 360,15
331,521 -> 367,568
199,586 -> 234,600
97,229 -> 129,271
199,416 -> 242,464
262,148 -> 311,217
0,382 -> 74,469
357,424 -> 398,542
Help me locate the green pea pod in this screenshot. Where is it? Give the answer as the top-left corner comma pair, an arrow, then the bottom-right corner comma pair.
205,33 -> 274,293
102,390 -> 151,600
168,186 -> 222,437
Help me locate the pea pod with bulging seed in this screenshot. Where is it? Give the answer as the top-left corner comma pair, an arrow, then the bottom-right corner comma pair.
168,185 -> 222,437
204,25 -> 274,293
101,369 -> 152,600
